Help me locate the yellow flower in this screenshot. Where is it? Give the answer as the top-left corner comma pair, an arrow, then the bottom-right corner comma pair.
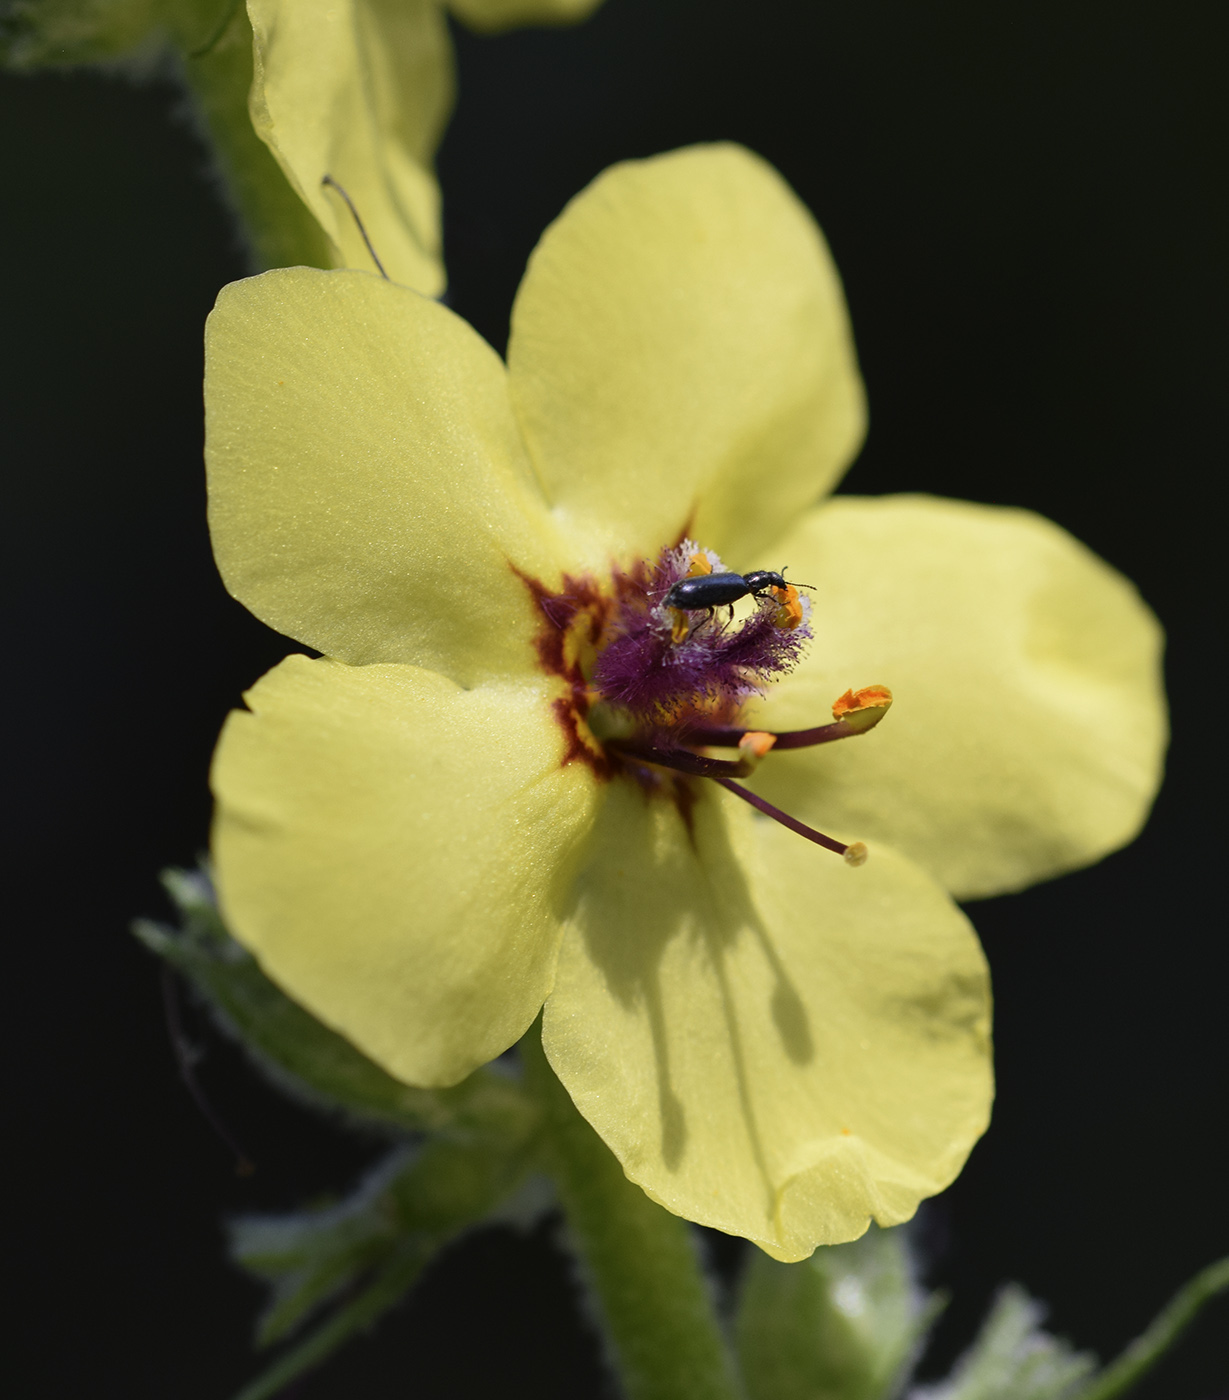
1,0 -> 603,278
247,0 -> 606,293
204,144 -> 1165,1260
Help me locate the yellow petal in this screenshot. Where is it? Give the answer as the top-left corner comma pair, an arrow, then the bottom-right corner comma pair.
447,0 -> 605,33
247,0 -> 450,293
507,144 -> 866,569
542,782 -> 991,1260
205,266 -> 568,685
212,654 -> 600,1086
747,495 -> 1167,900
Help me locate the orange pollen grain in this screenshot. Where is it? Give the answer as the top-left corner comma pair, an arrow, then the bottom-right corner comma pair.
832,684 -> 894,718
738,730 -> 777,760
686,552 -> 713,578
770,583 -> 804,631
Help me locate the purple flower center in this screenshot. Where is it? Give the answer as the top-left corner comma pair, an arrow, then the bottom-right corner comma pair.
517,540 -> 891,864
592,542 -> 811,723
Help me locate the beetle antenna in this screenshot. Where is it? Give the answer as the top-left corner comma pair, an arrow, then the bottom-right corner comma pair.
780,567 -> 817,592
321,174 -> 389,280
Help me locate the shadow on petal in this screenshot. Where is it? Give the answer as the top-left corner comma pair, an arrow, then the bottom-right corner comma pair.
543,783 -> 992,1257
554,780 -> 815,1185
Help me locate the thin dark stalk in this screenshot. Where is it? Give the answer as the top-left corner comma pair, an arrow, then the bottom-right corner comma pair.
715,779 -> 850,857
607,740 -> 751,778
321,175 -> 388,279
161,966 -> 255,1176
686,716 -> 864,750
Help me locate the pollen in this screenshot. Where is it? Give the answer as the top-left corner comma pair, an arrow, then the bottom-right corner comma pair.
770,583 -> 805,631
686,552 -> 713,578
832,685 -> 893,719
738,730 -> 777,761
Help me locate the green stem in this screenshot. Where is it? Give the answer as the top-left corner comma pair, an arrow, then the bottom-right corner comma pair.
178,2 -> 331,271
1076,1255 -> 1229,1400
521,1025 -> 745,1400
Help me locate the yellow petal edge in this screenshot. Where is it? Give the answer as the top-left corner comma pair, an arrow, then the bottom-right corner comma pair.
247,0 -> 450,293
448,0 -> 605,32
212,655 -> 601,1085
508,143 -> 867,568
205,266 -> 567,685
542,783 -> 993,1260
749,495 -> 1168,900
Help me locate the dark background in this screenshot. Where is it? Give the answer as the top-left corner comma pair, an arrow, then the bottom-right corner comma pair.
3,0 -> 1225,1395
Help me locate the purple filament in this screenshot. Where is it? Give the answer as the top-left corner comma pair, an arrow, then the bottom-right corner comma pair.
715,778 -> 850,857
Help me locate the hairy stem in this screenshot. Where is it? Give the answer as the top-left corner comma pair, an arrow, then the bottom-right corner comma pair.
522,1026 -> 745,1400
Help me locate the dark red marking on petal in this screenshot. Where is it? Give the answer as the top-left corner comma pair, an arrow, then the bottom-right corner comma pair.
511,552 -> 853,864
513,563 -> 614,781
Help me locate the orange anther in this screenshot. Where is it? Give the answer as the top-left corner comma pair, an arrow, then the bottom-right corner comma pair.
738,730 -> 777,761
832,685 -> 893,719
770,583 -> 804,631
685,552 -> 713,578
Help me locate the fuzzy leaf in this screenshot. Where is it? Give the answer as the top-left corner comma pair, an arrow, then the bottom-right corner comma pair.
737,1223 -> 943,1400
909,1286 -> 1095,1400
133,865 -> 538,1141
227,1141 -> 549,1399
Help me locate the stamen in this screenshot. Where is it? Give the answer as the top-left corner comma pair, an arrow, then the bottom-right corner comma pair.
716,778 -> 867,864
607,740 -> 752,779
832,685 -> 893,724
769,583 -> 805,631
737,731 -> 776,772
686,685 -> 893,750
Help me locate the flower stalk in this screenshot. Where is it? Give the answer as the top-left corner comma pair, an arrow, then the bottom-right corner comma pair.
1073,1255 -> 1229,1400
521,1025 -> 746,1400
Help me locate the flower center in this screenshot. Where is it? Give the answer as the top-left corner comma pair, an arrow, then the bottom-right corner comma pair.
519,540 -> 891,865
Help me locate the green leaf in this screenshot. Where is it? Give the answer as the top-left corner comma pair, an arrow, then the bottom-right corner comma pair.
737,1223 -> 944,1400
232,1146 -> 415,1345
233,1139 -> 541,1344
228,1135 -> 548,1396
133,865 -> 538,1142
231,1238 -> 433,1400
910,1286 -> 1095,1400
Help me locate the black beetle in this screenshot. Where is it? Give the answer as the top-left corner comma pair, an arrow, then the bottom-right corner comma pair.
741,570 -> 791,595
663,568 -> 809,613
